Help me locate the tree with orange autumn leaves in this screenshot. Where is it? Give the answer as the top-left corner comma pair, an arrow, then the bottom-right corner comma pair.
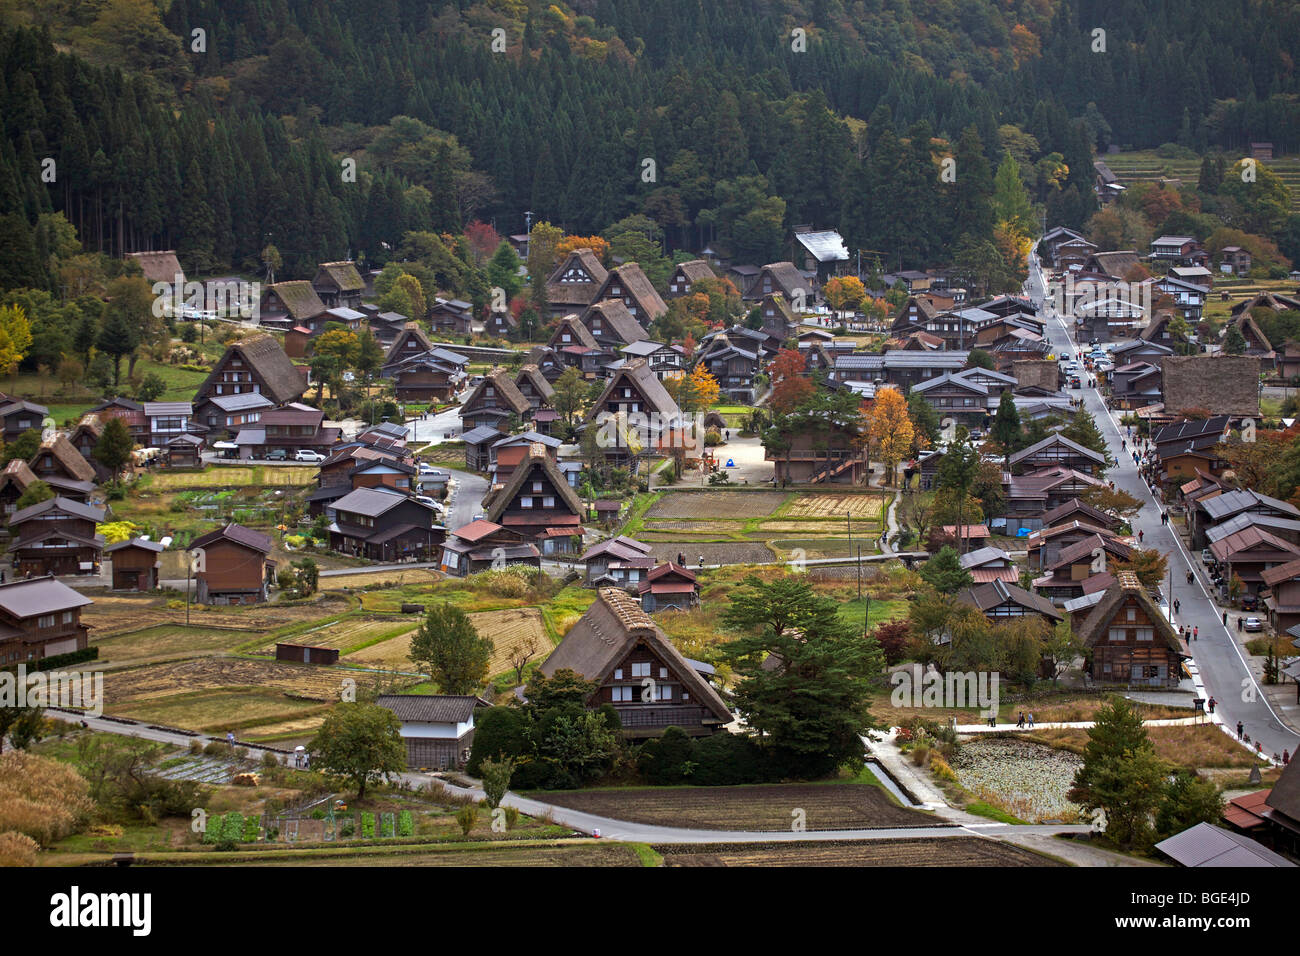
865,385 -> 913,487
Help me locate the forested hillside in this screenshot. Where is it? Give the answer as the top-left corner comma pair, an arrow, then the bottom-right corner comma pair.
1,0 -> 1298,288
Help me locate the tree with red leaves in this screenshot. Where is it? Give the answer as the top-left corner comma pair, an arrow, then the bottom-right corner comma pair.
768,348 -> 813,415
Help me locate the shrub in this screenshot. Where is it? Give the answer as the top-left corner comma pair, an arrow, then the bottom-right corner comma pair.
398,810 -> 414,836
0,751 -> 93,846
188,739 -> 204,755
0,830 -> 40,866
503,806 -> 520,830
381,812 -> 395,838
261,751 -> 279,769
361,812 -> 375,838
455,805 -> 478,836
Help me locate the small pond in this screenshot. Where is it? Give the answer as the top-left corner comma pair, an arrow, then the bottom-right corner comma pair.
950,736 -> 1084,822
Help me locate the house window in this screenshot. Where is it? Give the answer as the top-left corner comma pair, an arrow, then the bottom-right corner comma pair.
614,668 -> 623,680
543,496 -> 555,508
1126,607 -> 1136,622
659,667 -> 667,679
38,615 -> 54,628
1108,627 -> 1126,642
611,685 -> 634,702
656,684 -> 672,701
532,482 -> 543,493
62,611 -> 73,624
630,662 -> 650,678
520,497 -> 533,508
1136,628 -> 1154,642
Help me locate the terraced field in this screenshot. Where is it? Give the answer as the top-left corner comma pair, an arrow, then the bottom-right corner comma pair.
1105,149 -> 1300,210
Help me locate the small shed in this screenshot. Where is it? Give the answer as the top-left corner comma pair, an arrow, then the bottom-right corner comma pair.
275,643 -> 341,665
166,433 -> 204,468
592,499 -> 622,526
106,537 -> 163,591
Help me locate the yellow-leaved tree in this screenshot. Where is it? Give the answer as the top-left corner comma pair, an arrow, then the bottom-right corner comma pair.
0,304 -> 32,379
867,385 -> 913,487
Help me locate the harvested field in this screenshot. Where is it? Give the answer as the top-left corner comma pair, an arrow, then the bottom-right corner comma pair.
658,837 -> 1059,867
112,690 -> 330,734
645,542 -> 773,565
256,617 -> 413,655
103,658 -> 359,706
748,520 -> 865,535
1026,724 -> 1265,769
535,783 -> 937,831
641,520 -> 747,534
93,625 -> 258,665
321,568 -> 444,590
782,493 -> 887,520
84,593 -> 352,637
149,466 -> 314,489
646,491 -> 786,520
345,607 -> 549,674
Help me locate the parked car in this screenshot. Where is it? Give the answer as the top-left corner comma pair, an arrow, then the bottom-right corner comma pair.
265,448 -> 288,461
1201,548 -> 1214,566
295,449 -> 325,463
1240,594 -> 1260,611
1243,617 -> 1264,632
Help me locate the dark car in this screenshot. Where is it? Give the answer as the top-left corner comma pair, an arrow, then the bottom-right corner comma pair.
1240,594 -> 1259,611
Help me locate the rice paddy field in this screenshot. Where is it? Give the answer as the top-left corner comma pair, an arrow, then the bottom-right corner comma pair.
632,489 -> 891,563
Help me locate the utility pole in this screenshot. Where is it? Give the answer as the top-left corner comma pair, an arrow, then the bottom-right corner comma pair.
185,550 -> 192,626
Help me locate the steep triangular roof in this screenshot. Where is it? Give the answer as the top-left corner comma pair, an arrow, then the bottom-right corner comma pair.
1076,571 -> 1185,655
671,259 -> 716,287
462,367 -> 531,416
31,435 -> 97,484
198,335 -> 305,406
263,280 -> 327,321
539,587 -> 732,725
587,360 -> 681,421
548,314 -> 599,351
546,249 -> 609,308
595,263 -> 668,321
485,443 -> 585,524
582,299 -> 649,345
314,261 -> 364,293
383,324 -> 434,365
514,364 -> 555,403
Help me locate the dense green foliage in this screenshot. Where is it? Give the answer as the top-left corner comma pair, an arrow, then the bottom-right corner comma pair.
3,0 -> 1298,295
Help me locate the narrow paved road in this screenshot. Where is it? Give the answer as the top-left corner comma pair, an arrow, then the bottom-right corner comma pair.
1026,251 -> 1300,762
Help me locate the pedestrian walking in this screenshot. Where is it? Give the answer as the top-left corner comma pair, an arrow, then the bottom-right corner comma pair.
1237,616 -> 1243,632
1208,696 -> 1216,714
699,554 -> 705,569
1174,598 -> 1180,614
1028,712 -> 1035,728
1122,438 -> 1126,450
1237,720 -> 1244,740
1138,529 -> 1144,543
1222,610 -> 1228,626
1187,570 -> 1194,585
1193,625 -> 1198,640
1016,711 -> 1025,729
